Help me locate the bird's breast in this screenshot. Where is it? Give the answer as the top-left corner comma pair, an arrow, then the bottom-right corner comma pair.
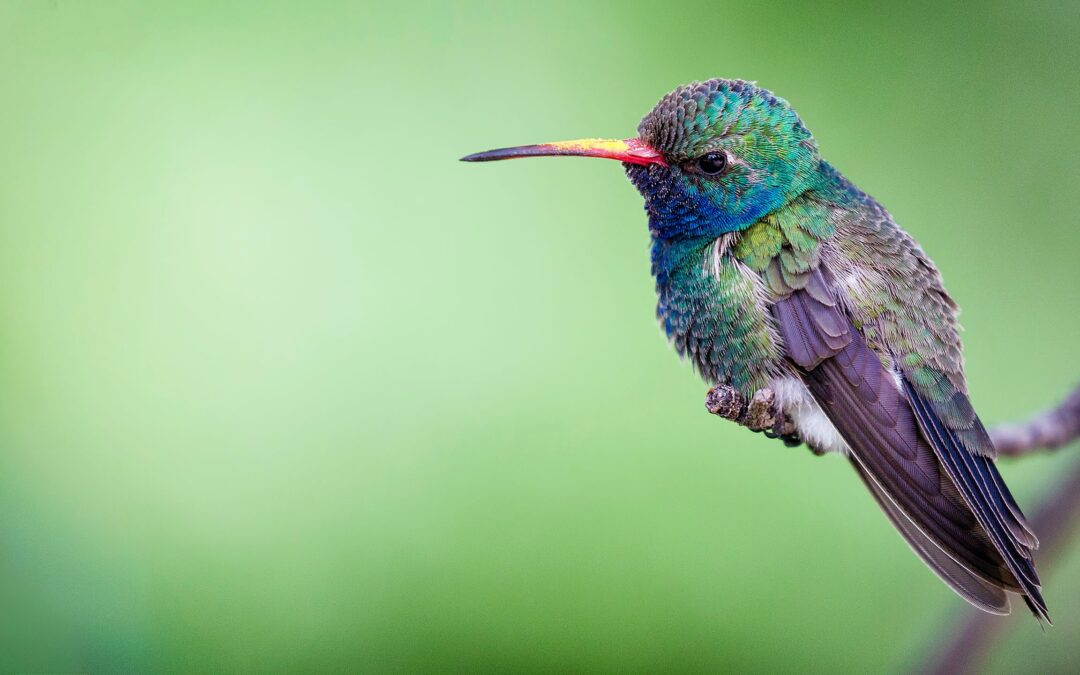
653,234 -> 785,394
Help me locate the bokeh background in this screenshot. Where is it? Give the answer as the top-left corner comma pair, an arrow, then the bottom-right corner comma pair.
1,1 -> 1078,671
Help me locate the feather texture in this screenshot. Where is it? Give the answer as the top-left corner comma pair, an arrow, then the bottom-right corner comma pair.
626,78 -> 1049,618
771,273 -> 1047,619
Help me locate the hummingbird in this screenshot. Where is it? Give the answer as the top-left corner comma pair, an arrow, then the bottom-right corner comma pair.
462,79 -> 1047,621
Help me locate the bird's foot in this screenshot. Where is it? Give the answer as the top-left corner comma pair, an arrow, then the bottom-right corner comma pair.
705,384 -> 821,454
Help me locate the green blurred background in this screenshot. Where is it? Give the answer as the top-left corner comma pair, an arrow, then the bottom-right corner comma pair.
1,1 -> 1078,671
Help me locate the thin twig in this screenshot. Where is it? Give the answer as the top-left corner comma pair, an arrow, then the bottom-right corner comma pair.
704,382 -> 1080,458
992,385 -> 1080,456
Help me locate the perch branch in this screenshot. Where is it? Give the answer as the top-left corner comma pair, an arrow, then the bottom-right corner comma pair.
991,385 -> 1080,456
704,385 -> 813,453
705,382 -> 1080,457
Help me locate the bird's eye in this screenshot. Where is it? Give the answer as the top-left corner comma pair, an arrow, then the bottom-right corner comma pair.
696,152 -> 728,175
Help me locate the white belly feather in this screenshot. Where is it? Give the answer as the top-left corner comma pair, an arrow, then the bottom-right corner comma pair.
770,376 -> 851,455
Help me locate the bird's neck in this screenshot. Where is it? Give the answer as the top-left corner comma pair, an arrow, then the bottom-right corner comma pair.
649,161 -> 864,284
649,161 -> 869,391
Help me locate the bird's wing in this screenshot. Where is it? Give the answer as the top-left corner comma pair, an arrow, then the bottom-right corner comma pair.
770,266 -> 1048,620
848,455 -> 1009,614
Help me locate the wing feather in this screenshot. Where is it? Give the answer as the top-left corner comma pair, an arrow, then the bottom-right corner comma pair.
905,382 -> 1048,620
849,456 -> 1010,615
771,268 -> 1047,619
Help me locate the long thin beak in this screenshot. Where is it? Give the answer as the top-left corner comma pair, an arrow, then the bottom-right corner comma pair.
461,138 -> 666,167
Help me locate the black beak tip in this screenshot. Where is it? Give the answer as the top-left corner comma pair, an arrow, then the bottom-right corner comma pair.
460,150 -> 498,162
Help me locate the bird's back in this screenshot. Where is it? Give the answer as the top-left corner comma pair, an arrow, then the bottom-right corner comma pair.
767,170 -> 1047,620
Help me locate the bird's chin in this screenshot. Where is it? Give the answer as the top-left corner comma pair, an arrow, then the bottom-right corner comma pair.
623,161 -> 666,193
623,161 -> 661,177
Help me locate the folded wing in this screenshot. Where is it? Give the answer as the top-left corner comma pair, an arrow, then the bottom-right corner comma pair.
771,267 -> 1047,620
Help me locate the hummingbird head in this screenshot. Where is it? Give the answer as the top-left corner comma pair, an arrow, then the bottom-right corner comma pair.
463,79 -> 822,240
